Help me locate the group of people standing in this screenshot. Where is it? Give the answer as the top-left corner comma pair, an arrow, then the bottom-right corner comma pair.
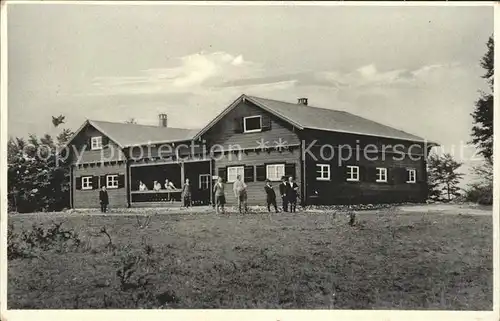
274,176 -> 299,213
99,174 -> 300,214
212,175 -> 244,214
212,175 -> 299,214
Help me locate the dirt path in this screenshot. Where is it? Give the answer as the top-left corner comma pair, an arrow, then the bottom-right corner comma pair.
9,203 -> 493,217
398,204 -> 493,216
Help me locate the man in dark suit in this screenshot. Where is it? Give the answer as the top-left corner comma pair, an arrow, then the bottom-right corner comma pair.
286,176 -> 299,213
279,176 -> 288,212
264,179 -> 279,213
99,186 -> 109,213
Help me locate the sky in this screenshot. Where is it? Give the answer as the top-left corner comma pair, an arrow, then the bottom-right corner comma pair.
7,4 -> 493,184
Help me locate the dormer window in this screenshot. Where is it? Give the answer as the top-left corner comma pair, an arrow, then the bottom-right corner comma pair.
243,116 -> 262,133
91,136 -> 103,150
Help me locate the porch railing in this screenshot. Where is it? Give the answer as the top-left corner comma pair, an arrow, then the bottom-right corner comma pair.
130,189 -> 182,202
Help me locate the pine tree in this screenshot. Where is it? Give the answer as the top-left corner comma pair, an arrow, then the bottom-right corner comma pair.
471,36 -> 494,164
427,153 -> 464,202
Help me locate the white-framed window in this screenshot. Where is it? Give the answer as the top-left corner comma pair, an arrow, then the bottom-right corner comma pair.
106,174 -> 119,189
346,166 -> 359,182
91,136 -> 103,150
407,168 -> 417,183
376,167 -> 388,183
199,174 -> 211,190
316,164 -> 330,181
266,164 -> 285,181
82,176 -> 93,190
243,115 -> 262,133
227,166 -> 244,183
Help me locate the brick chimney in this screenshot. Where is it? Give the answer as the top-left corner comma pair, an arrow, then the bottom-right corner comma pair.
158,113 -> 168,127
297,97 -> 308,106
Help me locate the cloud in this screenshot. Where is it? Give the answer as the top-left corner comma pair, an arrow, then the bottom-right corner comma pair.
84,53 -> 467,138
87,50 -> 463,102
89,51 -> 264,96
231,55 -> 244,66
357,64 -> 378,78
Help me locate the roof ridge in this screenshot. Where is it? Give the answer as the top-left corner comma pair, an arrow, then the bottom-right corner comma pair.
89,119 -> 197,131
247,95 -> 428,142
248,95 -> 346,114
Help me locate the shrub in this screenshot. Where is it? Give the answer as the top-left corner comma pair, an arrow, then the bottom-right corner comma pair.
9,222 -> 83,259
7,223 -> 29,260
464,182 -> 493,205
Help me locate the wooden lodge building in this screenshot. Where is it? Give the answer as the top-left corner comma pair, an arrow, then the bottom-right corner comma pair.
65,94 -> 437,209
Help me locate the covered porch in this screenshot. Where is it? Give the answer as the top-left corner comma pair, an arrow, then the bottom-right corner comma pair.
129,159 -> 214,207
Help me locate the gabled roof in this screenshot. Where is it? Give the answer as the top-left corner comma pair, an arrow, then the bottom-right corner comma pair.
247,96 -> 431,143
194,94 -> 437,144
66,94 -> 437,151
89,120 -> 199,147
65,119 -> 199,149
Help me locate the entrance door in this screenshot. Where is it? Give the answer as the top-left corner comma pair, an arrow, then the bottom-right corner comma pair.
198,174 -> 211,205
183,161 -> 211,205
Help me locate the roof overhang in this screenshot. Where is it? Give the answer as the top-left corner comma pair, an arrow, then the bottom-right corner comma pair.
303,126 -> 440,146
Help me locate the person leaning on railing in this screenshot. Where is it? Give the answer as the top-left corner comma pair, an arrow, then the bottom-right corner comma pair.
139,181 -> 148,191
164,179 -> 176,202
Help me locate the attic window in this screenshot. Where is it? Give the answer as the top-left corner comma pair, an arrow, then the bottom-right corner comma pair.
91,136 -> 103,150
243,116 -> 262,133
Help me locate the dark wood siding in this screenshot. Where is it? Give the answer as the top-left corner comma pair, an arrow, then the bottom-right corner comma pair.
302,129 -> 428,205
69,125 -> 126,164
72,162 -> 128,208
213,148 -> 301,206
301,129 -> 428,157
202,100 -> 301,149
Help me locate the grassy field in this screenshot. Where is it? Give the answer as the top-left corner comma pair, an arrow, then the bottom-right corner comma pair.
7,208 -> 493,309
